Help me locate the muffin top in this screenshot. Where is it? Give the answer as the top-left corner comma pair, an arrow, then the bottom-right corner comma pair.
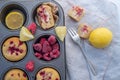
2,37 -> 27,61
4,69 -> 28,80
36,67 -> 60,80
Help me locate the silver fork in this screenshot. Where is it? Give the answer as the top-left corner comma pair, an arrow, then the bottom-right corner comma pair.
68,28 -> 97,76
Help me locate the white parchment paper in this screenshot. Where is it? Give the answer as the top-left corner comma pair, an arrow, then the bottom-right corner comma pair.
55,0 -> 120,80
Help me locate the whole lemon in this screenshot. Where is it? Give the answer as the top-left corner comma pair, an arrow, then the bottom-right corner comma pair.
89,27 -> 113,48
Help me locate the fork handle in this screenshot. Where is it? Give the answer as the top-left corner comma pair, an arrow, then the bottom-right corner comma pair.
78,42 -> 97,76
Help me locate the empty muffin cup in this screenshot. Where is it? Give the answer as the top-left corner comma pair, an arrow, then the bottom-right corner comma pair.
33,34 -> 60,61
1,3 -> 27,30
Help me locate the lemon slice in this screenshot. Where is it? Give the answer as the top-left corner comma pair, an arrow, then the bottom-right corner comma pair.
5,11 -> 24,30
20,27 -> 34,41
89,27 -> 113,48
55,26 -> 67,41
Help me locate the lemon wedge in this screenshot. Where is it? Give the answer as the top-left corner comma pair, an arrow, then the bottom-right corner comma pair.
89,27 -> 113,48
20,27 -> 34,41
55,26 -> 67,41
5,11 -> 24,30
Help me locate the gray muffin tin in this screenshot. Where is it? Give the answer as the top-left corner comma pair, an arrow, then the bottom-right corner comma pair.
0,0 -> 66,80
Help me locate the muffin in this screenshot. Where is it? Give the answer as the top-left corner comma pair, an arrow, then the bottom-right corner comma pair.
78,23 -> 93,39
5,10 -> 25,30
36,67 -> 60,80
68,6 -> 85,21
36,2 -> 58,30
4,68 -> 28,80
2,37 -> 27,61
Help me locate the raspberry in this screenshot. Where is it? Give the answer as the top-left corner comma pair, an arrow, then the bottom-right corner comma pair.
50,49 -> 60,58
52,43 -> 59,50
40,38 -> 47,45
42,41 -> 52,53
35,52 -> 42,59
27,22 -> 36,34
43,52 -> 52,61
25,61 -> 34,72
33,43 -> 42,52
48,35 -> 56,45
39,71 -> 45,76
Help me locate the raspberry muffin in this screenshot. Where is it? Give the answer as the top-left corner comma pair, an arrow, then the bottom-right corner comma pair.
2,37 -> 27,61
36,67 -> 60,80
68,6 -> 85,21
36,2 -> 58,30
78,23 -> 93,39
4,68 -> 28,80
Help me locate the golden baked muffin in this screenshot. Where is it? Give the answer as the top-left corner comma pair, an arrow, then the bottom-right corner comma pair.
68,6 -> 85,21
78,23 -> 93,39
37,4 -> 55,29
2,37 -> 27,61
5,11 -> 24,30
4,69 -> 28,80
43,2 -> 58,14
36,67 -> 60,80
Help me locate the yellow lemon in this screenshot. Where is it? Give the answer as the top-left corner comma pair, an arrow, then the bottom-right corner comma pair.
20,26 -> 34,41
89,27 -> 113,48
5,11 -> 24,30
55,26 -> 67,42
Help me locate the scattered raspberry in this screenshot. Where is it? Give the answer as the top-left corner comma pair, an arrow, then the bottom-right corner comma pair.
52,43 -> 59,50
35,52 -> 42,59
50,49 -> 60,58
48,35 -> 56,45
33,43 -> 42,52
43,52 -> 52,61
25,61 -> 34,72
27,22 -> 37,34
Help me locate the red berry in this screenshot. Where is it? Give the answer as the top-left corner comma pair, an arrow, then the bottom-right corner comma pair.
35,52 -> 42,59
42,41 -> 52,53
39,71 -> 45,76
27,22 -> 37,34
40,38 -> 47,45
43,52 -> 52,61
52,43 -> 59,50
50,49 -> 60,58
25,61 -> 34,72
33,43 -> 42,52
48,35 -> 56,45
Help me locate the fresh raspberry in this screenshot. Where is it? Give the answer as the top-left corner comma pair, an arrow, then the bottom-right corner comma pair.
42,41 -> 52,53
48,35 -> 56,45
27,22 -> 37,34
40,38 -> 47,46
47,46 -> 52,52
43,52 -> 52,61
25,61 -> 34,72
35,52 -> 42,59
50,49 -> 60,58
33,43 -> 42,52
52,43 -> 59,50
